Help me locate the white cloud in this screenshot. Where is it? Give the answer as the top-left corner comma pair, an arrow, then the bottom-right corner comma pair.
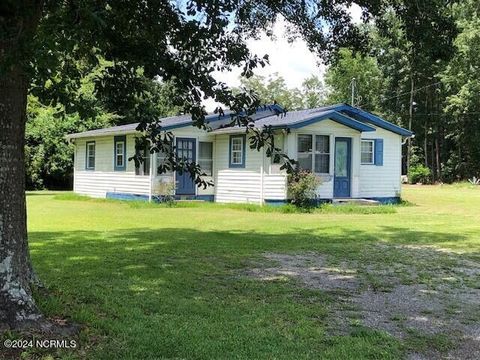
204,17 -> 325,111
348,4 -> 363,24
203,6 -> 362,111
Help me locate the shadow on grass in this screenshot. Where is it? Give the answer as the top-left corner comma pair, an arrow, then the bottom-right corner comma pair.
30,226 -> 472,284
26,226 -> 475,360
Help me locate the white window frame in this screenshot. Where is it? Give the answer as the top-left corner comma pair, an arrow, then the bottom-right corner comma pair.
296,133 -> 331,175
230,136 -> 244,166
361,139 -> 375,165
86,141 -> 95,170
314,134 -> 330,174
271,133 -> 284,165
198,141 -> 214,176
115,141 -> 125,168
135,145 -> 150,176
156,149 -> 173,176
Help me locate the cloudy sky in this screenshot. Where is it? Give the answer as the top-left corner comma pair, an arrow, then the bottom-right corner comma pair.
204,5 -> 362,111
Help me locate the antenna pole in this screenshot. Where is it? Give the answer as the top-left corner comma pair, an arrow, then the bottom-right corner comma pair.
351,77 -> 356,107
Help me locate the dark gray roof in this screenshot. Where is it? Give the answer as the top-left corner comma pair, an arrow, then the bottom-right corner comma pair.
211,108 -> 325,133
67,103 -> 413,139
66,105 -> 283,139
211,107 -> 376,134
210,104 -> 413,136
66,123 -> 140,139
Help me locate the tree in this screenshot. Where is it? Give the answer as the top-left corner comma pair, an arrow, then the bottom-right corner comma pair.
325,47 -> 383,111
1,0 -> 376,330
25,96 -> 113,189
301,75 -> 326,109
325,4 -> 457,178
239,73 -> 303,110
373,3 -> 457,176
238,73 -> 325,110
25,62 -> 181,189
440,0 -> 480,180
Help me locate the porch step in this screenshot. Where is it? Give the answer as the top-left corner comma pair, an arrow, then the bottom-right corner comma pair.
176,199 -> 206,202
332,198 -> 380,206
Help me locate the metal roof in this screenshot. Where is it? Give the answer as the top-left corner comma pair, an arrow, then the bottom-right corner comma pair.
67,103 -> 413,139
66,104 -> 283,139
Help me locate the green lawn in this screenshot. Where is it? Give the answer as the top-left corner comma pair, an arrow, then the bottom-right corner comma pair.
15,185 -> 480,358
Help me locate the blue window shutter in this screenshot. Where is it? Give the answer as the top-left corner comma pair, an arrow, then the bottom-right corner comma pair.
374,139 -> 383,166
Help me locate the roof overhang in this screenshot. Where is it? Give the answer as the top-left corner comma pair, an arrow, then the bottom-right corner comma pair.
65,128 -> 139,141
333,104 -> 414,137
270,110 -> 376,132
162,113 -> 228,131
163,104 -> 285,131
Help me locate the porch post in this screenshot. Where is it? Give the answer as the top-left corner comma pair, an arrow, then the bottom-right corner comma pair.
148,152 -> 154,202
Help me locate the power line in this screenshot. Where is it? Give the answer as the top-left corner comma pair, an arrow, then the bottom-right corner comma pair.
395,112 -> 480,116
379,81 -> 442,103
355,81 -> 443,109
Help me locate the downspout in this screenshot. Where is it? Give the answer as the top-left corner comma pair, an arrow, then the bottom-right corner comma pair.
72,139 -> 76,193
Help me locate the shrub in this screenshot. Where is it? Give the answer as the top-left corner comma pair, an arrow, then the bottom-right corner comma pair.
154,180 -> 176,206
408,164 -> 431,184
287,170 -> 321,208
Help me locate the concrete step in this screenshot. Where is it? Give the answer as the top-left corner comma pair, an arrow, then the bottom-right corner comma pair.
332,198 -> 380,206
176,199 -> 206,202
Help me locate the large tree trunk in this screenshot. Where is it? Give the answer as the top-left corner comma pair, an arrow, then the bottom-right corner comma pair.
0,64 -> 43,329
0,0 -> 49,331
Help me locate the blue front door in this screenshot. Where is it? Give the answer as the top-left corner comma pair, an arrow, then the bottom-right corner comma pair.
176,138 -> 196,195
334,137 -> 351,198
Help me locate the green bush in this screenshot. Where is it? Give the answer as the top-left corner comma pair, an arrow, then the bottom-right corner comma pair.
287,170 -> 321,208
408,164 -> 431,184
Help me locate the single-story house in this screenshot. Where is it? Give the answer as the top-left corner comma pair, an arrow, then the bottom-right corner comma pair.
66,104 -> 413,204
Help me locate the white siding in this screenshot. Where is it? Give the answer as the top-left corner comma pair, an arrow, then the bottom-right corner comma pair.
74,172 -> 151,198
358,128 -> 402,198
287,120 -> 361,199
263,173 -> 287,200
285,120 -> 403,199
73,134 -> 151,198
214,134 -> 263,203
72,119 -> 403,202
73,129 -> 216,198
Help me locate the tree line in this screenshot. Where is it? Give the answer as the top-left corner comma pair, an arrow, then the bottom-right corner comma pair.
325,0 -> 480,182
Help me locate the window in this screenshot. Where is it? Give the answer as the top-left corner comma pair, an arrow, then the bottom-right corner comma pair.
271,134 -> 284,164
199,142 -> 213,176
86,141 -> 95,170
114,136 -> 126,171
297,134 -> 330,174
135,146 -> 150,176
297,134 -> 313,171
361,140 -> 375,164
156,147 -> 173,176
315,135 -> 330,173
229,135 -> 245,168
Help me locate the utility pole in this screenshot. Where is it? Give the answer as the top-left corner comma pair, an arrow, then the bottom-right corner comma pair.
407,74 -> 414,175
350,77 -> 356,106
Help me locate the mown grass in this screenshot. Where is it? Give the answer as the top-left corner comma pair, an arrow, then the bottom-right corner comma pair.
53,192 -> 398,214
6,184 -> 479,359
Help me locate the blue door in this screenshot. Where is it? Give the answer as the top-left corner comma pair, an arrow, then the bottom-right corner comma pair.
334,137 -> 351,198
176,138 -> 196,195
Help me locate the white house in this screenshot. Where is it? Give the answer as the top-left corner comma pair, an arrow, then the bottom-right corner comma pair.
66,104 -> 413,204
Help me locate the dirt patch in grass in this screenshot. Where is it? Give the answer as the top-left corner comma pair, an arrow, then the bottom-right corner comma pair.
247,246 -> 480,360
